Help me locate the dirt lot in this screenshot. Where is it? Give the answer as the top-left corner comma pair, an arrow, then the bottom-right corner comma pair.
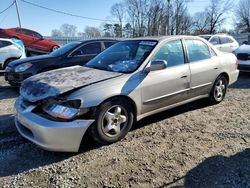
0,73 -> 249,188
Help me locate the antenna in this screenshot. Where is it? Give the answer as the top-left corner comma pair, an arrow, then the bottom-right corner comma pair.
14,0 -> 22,28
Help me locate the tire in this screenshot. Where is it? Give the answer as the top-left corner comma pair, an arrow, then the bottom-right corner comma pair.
51,46 -> 59,52
9,81 -> 21,87
89,98 -> 134,145
209,75 -> 228,104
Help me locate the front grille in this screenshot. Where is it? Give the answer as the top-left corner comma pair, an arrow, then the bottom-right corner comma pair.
237,53 -> 250,61
5,72 -> 32,81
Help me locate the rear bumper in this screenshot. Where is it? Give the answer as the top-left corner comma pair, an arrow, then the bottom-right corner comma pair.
238,64 -> 250,72
229,69 -> 239,85
15,98 -> 94,152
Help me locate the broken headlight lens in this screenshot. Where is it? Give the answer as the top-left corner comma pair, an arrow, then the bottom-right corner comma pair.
42,100 -> 81,120
15,63 -> 32,72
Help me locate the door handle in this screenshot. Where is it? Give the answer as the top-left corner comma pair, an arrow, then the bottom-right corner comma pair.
214,67 -> 218,70
181,75 -> 188,78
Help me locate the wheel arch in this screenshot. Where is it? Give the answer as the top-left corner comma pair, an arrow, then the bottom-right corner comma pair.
218,72 -> 229,84
3,57 -> 19,69
98,95 -> 138,120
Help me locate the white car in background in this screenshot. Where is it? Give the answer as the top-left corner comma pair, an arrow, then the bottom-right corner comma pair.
0,38 -> 26,70
200,34 -> 239,53
233,41 -> 250,72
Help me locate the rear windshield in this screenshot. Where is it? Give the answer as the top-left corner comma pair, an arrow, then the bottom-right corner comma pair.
200,36 -> 211,41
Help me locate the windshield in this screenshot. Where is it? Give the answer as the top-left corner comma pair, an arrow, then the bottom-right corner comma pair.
50,41 -> 81,56
200,35 -> 211,41
85,40 -> 157,73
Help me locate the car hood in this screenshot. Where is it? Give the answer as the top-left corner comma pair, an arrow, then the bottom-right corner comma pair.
235,44 -> 250,54
8,54 -> 55,68
20,66 -> 122,102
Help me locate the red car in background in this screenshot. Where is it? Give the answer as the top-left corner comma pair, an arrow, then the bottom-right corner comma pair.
0,28 -> 60,55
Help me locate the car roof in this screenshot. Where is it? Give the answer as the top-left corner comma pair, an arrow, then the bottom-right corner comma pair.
0,38 -> 13,42
200,34 -> 232,37
123,35 -> 203,42
79,38 -> 119,43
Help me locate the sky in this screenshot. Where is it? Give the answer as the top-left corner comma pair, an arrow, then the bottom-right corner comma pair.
0,0 -> 238,36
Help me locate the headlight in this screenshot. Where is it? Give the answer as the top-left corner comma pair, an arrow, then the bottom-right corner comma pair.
15,63 -> 32,72
42,99 -> 82,120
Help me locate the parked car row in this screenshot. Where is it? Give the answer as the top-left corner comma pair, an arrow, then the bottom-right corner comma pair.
4,39 -> 117,86
14,36 -> 239,152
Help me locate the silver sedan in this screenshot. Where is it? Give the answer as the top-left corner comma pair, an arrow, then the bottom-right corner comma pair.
15,36 -> 239,152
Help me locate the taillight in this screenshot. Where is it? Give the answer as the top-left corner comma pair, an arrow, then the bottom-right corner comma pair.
235,58 -> 239,69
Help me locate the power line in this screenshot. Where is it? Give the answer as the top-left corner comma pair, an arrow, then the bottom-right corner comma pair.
20,0 -> 118,23
0,1 -> 15,14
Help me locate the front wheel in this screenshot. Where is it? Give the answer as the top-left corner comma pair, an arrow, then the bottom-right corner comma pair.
89,98 -> 134,145
209,75 -> 228,104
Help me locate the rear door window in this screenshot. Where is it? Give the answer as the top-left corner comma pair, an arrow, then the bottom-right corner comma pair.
0,40 -> 12,48
104,41 -> 116,49
210,36 -> 220,45
220,37 -> 232,44
186,39 -> 211,63
77,42 -> 102,55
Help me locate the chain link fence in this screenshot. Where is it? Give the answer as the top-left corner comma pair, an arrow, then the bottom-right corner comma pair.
46,33 -> 250,46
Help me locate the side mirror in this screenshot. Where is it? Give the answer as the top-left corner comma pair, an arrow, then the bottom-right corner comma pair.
147,60 -> 167,72
71,50 -> 83,57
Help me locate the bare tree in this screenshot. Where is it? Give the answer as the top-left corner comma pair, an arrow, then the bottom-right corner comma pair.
126,0 -> 150,37
60,24 -> 77,37
235,0 -> 250,32
108,0 -> 193,37
51,29 -> 63,37
84,26 -> 101,38
111,3 -> 124,37
205,0 -> 233,34
147,0 -> 163,35
193,12 -> 209,34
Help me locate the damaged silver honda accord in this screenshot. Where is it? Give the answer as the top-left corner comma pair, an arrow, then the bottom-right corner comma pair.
15,36 -> 239,152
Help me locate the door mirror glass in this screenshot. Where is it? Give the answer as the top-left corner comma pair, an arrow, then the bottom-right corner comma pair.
71,50 -> 83,56
149,60 -> 167,71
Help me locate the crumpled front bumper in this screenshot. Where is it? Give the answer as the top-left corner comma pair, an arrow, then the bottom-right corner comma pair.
15,97 -> 95,152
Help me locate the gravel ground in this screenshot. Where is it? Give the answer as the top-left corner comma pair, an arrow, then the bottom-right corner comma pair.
0,73 -> 249,188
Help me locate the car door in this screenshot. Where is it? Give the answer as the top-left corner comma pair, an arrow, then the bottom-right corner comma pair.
184,39 -> 221,98
63,42 -> 102,67
29,31 -> 47,51
140,39 -> 191,114
15,29 -> 33,48
219,36 -> 232,53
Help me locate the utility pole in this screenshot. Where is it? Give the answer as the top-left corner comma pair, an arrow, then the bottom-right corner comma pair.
14,0 -> 22,28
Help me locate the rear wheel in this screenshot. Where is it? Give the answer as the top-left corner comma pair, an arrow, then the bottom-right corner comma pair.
209,75 -> 228,104
89,98 -> 134,145
51,46 -> 59,52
